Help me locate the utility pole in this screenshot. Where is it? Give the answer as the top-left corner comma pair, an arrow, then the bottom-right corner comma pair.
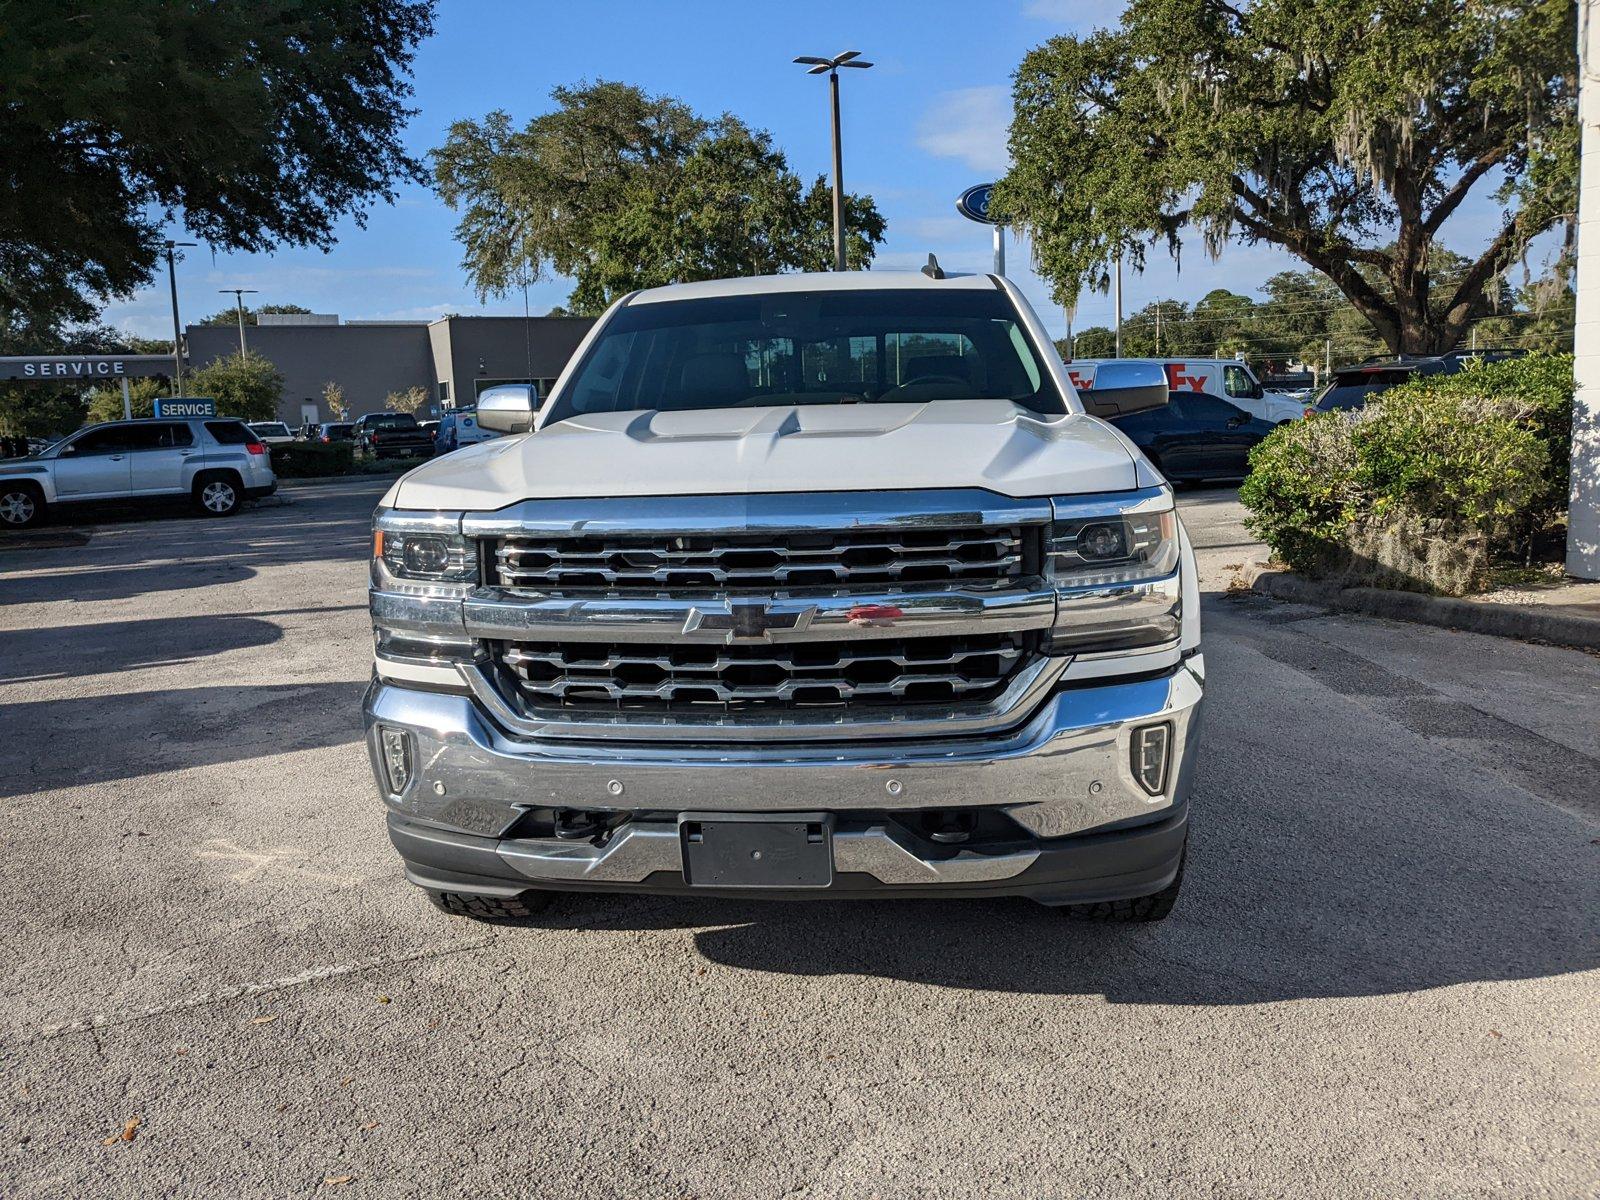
1064,302 -> 1076,361
1325,338 -> 1332,380
218,288 -> 258,358
165,240 -> 196,395
1113,255 -> 1123,357
795,51 -> 873,271
1155,301 -> 1162,356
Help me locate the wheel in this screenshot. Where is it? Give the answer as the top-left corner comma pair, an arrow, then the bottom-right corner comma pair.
1059,851 -> 1185,922
193,472 -> 242,517
426,889 -> 550,923
0,482 -> 44,529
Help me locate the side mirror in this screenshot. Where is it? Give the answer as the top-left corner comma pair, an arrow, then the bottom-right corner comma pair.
1077,361 -> 1168,418
476,384 -> 538,434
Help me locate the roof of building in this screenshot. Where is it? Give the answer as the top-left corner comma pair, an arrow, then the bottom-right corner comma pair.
627,270 -> 995,305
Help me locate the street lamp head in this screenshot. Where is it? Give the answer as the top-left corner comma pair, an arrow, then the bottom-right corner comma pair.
794,51 -> 873,74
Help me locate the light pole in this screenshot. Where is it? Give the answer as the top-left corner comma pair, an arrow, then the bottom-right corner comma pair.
164,239 -> 196,395
218,288 -> 258,357
794,50 -> 873,272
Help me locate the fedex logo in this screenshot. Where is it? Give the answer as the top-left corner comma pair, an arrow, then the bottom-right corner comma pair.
1067,369 -> 1093,390
1165,364 -> 1209,392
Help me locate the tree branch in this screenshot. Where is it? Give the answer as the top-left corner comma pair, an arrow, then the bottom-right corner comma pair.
1422,145 -> 1508,237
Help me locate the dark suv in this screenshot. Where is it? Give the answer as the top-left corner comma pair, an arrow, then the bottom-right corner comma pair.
1311,350 -> 1526,413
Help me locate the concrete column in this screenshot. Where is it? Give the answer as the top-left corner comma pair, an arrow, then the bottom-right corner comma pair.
1570,0 -> 1600,578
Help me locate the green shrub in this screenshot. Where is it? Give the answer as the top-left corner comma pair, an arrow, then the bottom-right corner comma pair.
1240,354 -> 1574,594
269,441 -> 354,478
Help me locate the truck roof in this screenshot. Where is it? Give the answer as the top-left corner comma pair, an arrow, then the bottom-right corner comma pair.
628,270 -> 997,306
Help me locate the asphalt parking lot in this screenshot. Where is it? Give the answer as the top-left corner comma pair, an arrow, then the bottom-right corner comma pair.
2,479 -> 1597,1199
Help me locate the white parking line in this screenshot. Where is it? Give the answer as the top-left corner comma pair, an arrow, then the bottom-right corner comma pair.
28,935 -> 495,1042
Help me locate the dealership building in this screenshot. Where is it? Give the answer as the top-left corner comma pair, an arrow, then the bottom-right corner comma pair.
184,312 -> 595,427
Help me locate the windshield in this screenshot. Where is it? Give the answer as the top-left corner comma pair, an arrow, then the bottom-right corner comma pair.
252,423 -> 290,436
370,415 -> 419,430
543,288 -> 1063,425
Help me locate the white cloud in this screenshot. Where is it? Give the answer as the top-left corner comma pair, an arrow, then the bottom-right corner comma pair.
915,86 -> 1011,175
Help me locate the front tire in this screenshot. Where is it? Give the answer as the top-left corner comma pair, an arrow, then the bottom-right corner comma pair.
426,889 -> 550,923
0,482 -> 44,529
193,472 -> 242,517
1059,851 -> 1185,922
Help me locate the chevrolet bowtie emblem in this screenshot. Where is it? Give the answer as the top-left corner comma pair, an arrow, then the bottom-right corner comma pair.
684,600 -> 817,643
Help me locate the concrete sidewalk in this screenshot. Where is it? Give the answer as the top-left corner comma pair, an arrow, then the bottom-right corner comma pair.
1248,563 -> 1600,652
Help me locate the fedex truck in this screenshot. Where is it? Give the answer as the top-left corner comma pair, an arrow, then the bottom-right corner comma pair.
1066,358 -> 1305,425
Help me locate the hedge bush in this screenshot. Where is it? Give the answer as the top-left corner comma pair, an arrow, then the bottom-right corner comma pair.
269,441 -> 355,478
1239,354 -> 1574,595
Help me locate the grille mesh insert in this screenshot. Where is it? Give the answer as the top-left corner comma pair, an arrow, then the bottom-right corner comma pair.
493,526 -> 1026,591
501,634 -> 1028,711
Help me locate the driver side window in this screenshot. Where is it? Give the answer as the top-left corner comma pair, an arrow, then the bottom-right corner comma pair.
1223,365 -> 1262,399
62,427 -> 129,456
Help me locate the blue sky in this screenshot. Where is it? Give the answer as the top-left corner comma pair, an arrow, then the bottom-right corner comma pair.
104,0 -> 1554,339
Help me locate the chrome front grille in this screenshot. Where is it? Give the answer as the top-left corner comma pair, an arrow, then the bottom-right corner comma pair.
493,526 -> 1027,591
500,634 -> 1029,712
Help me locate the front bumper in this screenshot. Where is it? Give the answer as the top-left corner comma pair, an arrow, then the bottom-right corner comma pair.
362,656 -> 1204,905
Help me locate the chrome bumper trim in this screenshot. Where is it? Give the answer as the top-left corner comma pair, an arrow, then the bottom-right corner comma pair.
461,653 -> 1070,743
364,657 -> 1204,841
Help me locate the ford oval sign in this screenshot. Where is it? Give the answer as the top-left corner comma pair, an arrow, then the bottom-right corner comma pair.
956,183 -> 998,224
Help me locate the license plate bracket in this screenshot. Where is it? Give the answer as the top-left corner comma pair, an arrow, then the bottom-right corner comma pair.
680,812 -> 834,889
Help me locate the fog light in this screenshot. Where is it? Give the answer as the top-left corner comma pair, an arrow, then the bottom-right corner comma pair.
380,727 -> 413,794
1131,722 -> 1171,797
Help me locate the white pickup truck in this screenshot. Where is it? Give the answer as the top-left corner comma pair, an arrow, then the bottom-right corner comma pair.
365,271 -> 1204,922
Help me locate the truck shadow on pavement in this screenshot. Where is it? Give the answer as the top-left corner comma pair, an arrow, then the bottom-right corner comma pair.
545,793 -> 1599,1005
0,680 -> 368,799
530,720 -> 1600,1004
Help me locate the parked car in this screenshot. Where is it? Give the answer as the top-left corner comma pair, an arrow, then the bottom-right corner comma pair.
248,421 -> 296,446
1068,357 -> 1305,425
315,422 -> 354,444
1309,350 -> 1526,414
1108,390 -> 1277,482
365,270 -> 1201,922
0,417 -> 276,529
419,420 -> 440,448
434,406 -> 504,453
352,412 -> 433,460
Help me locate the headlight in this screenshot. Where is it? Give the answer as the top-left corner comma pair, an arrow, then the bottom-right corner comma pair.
372,512 -> 478,583
1044,490 -> 1182,655
1046,508 -> 1178,587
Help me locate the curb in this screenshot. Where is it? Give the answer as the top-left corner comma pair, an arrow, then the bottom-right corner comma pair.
1243,563 -> 1600,652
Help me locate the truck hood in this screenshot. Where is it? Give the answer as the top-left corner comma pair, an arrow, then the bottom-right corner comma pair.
388,400 -> 1141,510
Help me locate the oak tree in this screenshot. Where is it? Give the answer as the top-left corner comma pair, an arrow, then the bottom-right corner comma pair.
434,82 -> 887,315
993,0 -> 1577,354
1,0 -> 434,332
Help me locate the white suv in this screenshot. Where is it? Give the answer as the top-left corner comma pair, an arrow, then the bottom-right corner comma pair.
0,417 -> 277,529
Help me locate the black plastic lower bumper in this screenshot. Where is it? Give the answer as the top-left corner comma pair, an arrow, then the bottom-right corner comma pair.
389,805 -> 1188,908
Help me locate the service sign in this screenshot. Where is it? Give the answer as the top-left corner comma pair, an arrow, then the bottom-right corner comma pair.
0,354 -> 175,381
154,397 -> 218,418
956,183 -> 998,224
